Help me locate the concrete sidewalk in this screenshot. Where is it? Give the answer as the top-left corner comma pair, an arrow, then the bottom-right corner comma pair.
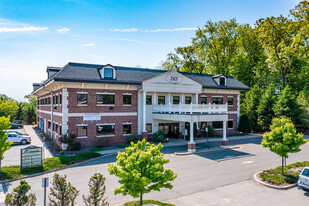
24,125 -> 53,159
97,134 -> 262,156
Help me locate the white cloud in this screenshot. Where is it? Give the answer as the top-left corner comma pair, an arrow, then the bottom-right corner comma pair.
57,27 -> 70,33
99,27 -> 197,33
0,26 -> 48,33
80,43 -> 95,47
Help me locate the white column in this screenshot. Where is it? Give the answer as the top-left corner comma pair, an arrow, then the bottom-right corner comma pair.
237,94 -> 240,128
142,91 -> 147,132
195,93 -> 199,104
181,93 -> 185,104
153,92 -> 157,105
223,120 -> 227,141
189,122 -> 194,143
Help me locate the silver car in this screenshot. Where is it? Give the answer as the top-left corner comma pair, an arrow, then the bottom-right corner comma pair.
7,133 -> 31,144
6,130 -> 29,136
298,166 -> 309,190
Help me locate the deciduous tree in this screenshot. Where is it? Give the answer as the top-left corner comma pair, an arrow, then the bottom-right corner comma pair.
262,118 -> 306,174
0,116 -> 12,173
108,140 -> 177,206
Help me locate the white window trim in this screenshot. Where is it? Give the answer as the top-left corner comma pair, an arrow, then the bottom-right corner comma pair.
77,92 -> 88,94
123,93 -> 132,95
97,135 -> 115,138
97,104 -> 115,106
100,66 -> 116,79
97,92 -> 115,95
146,123 -> 153,134
219,77 -> 226,86
123,122 -> 132,135
123,93 -> 132,106
97,123 -> 115,126
77,104 -> 88,106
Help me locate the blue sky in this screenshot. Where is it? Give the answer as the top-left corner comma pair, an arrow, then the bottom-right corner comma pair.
0,0 -> 300,100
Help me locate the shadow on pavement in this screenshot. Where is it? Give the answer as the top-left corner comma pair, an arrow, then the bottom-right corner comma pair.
196,149 -> 255,162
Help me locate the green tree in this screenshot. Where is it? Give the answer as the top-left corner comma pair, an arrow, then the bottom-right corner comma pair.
83,173 -> 109,206
49,173 -> 79,206
297,89 -> 309,130
273,86 -> 304,129
238,114 -> 252,134
5,180 -> 36,206
108,139 -> 177,206
257,87 -> 277,130
0,94 -> 18,119
241,86 -> 263,130
0,116 -> 12,172
262,118 -> 306,174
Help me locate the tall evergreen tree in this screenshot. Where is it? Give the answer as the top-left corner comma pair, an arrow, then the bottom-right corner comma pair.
49,173 -> 79,206
273,86 -> 304,129
83,173 -> 109,206
257,87 -> 277,131
241,86 -> 263,131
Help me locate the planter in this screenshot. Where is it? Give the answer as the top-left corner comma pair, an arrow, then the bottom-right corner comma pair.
61,143 -> 68,151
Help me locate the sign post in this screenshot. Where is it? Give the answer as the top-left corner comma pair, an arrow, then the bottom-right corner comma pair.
20,146 -> 43,169
42,177 -> 49,206
205,127 -> 209,149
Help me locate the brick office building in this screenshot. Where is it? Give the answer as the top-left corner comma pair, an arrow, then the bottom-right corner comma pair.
32,62 -> 249,152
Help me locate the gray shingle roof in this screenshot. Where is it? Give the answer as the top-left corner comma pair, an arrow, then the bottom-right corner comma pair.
33,62 -> 250,93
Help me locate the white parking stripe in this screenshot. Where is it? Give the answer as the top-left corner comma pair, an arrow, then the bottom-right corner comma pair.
0,184 -> 5,203
242,161 -> 254,164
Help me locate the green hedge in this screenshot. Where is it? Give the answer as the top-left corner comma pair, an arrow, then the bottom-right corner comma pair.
259,161 -> 309,185
124,200 -> 175,206
0,152 -> 102,180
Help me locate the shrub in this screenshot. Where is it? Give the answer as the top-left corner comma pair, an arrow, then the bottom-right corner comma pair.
58,151 -> 64,155
238,114 -> 252,134
128,135 -> 139,143
5,180 -> 36,206
71,141 -> 81,151
124,200 -> 175,206
204,125 -> 215,137
152,130 -> 166,142
90,147 -> 103,152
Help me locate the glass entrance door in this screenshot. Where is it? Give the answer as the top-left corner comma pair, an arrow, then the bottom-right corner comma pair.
158,123 -> 180,138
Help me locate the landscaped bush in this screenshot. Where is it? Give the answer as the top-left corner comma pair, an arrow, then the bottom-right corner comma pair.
90,147 -> 103,152
71,141 -> 81,151
152,130 -> 166,142
0,152 -> 102,180
259,161 -> 309,185
204,125 -> 215,137
238,114 -> 252,134
128,135 -> 139,143
124,200 -> 175,206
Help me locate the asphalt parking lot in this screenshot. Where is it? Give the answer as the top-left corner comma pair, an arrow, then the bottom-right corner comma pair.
3,128 -> 31,166
3,126 -> 53,167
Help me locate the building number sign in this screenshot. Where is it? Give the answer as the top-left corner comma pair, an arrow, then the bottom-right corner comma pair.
165,74 -> 182,84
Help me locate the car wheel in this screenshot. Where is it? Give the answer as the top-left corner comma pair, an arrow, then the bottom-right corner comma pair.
18,126 -> 21,129
21,140 -> 27,145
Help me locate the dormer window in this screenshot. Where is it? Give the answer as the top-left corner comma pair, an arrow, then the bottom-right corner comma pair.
99,66 -> 116,79
104,68 -> 114,78
219,77 -> 225,86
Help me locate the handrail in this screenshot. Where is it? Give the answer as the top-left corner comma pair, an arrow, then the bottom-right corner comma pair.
152,103 -> 228,114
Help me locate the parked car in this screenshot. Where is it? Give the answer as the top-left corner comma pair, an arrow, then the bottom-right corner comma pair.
7,133 -> 31,144
298,166 -> 309,190
6,130 -> 29,136
9,123 -> 23,129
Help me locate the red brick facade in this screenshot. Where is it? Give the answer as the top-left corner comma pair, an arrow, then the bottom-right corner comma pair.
37,87 -> 240,147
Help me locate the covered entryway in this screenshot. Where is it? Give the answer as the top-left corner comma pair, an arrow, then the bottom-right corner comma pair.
158,123 -> 180,138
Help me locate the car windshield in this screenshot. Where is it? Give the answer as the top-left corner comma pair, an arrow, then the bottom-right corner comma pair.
301,168 -> 309,177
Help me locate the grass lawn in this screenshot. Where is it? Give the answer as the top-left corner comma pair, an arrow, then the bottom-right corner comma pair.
124,200 -> 175,206
89,147 -> 103,152
0,152 -> 102,180
259,161 -> 309,185
117,143 -> 130,148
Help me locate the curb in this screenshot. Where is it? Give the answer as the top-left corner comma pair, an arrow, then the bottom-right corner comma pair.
174,145 -> 240,156
0,153 -> 113,184
253,171 -> 297,190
